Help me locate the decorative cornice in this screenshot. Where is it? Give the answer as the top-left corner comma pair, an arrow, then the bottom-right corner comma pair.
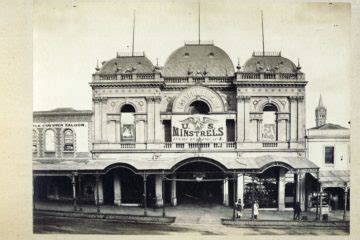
93,97 -> 107,103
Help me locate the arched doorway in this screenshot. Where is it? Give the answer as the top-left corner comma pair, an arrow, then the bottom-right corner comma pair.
170,158 -> 230,205
243,166 -> 295,209
102,167 -> 143,206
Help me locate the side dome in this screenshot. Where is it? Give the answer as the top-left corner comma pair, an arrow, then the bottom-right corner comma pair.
163,43 -> 235,77
98,55 -> 154,74
243,53 -> 297,73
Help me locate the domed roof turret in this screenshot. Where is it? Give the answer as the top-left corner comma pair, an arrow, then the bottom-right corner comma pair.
97,53 -> 154,74
163,42 -> 235,77
243,52 -> 298,74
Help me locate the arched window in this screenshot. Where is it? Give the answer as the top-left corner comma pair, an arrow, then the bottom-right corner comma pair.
189,100 -> 210,114
262,104 -> 278,141
32,130 -> 37,152
45,129 -> 55,152
63,129 -> 74,151
121,104 -> 135,113
120,104 -> 135,141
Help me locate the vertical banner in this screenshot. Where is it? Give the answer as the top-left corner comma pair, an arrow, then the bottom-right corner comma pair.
121,113 -> 135,141
172,115 -> 226,142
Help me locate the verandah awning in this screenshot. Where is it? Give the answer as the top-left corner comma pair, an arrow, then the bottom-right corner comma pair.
33,154 -> 319,174
315,170 -> 350,188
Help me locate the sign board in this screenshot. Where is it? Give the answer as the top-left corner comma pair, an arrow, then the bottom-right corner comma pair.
172,115 -> 226,142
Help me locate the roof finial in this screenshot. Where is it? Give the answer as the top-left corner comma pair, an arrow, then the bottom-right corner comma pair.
95,59 -> 100,72
131,9 -> 136,56
261,10 -> 265,56
236,58 -> 241,71
116,52 -> 120,58
198,1 -> 201,44
156,58 -> 159,67
297,58 -> 301,70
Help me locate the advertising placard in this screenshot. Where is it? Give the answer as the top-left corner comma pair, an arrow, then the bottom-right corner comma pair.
172,115 -> 226,142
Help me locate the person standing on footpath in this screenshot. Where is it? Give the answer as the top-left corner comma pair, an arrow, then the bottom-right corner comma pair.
235,198 -> 243,219
293,202 -> 301,220
253,200 -> 259,220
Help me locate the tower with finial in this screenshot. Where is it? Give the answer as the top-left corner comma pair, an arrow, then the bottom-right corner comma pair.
315,94 -> 327,127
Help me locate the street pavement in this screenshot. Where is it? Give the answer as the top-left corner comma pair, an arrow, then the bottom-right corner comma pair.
33,215 -> 349,235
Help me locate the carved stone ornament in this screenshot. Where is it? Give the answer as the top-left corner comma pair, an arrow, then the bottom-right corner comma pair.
172,86 -> 225,113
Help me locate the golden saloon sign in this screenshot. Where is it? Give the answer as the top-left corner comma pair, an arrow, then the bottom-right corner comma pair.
172,115 -> 226,142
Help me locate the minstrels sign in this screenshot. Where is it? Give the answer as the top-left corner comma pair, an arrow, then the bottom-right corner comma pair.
172,115 -> 226,142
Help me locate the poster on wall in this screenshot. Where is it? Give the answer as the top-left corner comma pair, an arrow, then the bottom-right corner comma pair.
172,115 -> 226,142
262,124 -> 276,141
121,124 -> 135,141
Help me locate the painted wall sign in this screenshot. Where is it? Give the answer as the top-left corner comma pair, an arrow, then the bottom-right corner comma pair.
172,115 -> 226,142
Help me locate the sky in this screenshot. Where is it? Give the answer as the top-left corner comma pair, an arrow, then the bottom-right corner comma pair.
33,0 -> 351,128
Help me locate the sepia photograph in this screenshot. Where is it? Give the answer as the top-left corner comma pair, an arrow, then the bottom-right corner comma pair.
30,0 -> 352,235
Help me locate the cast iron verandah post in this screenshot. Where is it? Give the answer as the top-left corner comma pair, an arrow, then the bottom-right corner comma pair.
251,174 -> 255,220
143,172 -> 147,216
162,170 -> 166,218
72,172 -> 78,211
95,174 -> 100,213
232,171 -> 236,221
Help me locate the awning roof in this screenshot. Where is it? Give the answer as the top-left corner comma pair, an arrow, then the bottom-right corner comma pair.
319,170 -> 350,188
33,154 -> 319,174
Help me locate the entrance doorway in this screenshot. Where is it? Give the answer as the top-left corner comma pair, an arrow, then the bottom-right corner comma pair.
172,160 -> 229,205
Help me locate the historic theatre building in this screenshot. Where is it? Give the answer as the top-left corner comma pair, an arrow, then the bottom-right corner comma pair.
33,40 -> 323,215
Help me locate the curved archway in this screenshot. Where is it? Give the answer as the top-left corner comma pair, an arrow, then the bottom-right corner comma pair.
171,157 -> 227,173
170,157 -> 229,205
102,165 -> 143,205
172,86 -> 225,113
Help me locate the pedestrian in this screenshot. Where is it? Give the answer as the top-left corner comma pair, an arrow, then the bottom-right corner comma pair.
235,198 -> 243,219
293,202 -> 301,220
253,200 -> 259,220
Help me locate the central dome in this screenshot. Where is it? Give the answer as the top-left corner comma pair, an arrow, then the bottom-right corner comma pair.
163,43 -> 235,77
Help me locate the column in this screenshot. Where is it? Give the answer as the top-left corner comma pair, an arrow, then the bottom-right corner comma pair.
171,177 -> 177,206
236,96 -> 245,143
78,175 -> 82,211
249,119 -> 257,142
343,186 -> 348,221
101,98 -> 108,141
146,97 -> 155,142
143,175 -> 147,216
135,120 -> 145,142
114,174 -> 121,206
93,98 -> 101,141
109,120 -> 116,143
299,172 -> 306,211
244,97 -> 251,141
278,119 -> 287,142
223,177 -> 229,206
278,168 -> 286,210
237,174 -> 244,203
154,96 -> 162,142
95,175 -> 100,213
295,173 -> 300,202
290,97 -> 298,141
72,173 -> 77,211
95,176 -> 104,205
115,120 -> 121,143
155,174 -> 163,207
298,96 -> 306,140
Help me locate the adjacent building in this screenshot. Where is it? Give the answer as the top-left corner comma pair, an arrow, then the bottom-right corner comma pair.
306,96 -> 350,212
